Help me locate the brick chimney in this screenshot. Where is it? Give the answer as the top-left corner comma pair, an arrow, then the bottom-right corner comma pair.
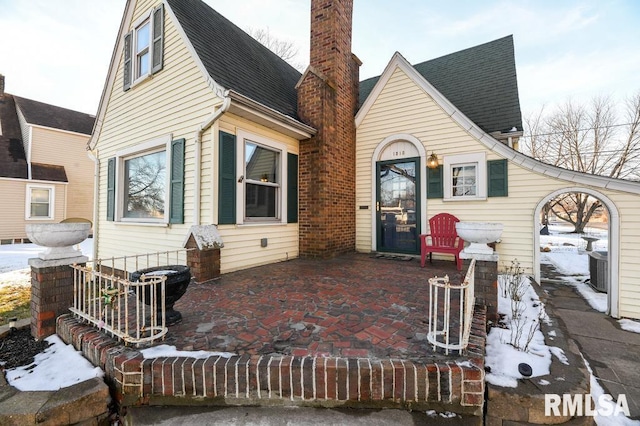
296,0 -> 360,258
0,74 -> 5,97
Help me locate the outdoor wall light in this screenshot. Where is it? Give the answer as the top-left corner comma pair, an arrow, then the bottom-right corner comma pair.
427,152 -> 439,169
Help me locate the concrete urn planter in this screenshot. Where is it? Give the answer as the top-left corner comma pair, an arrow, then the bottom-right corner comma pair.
25,223 -> 90,260
455,222 -> 503,255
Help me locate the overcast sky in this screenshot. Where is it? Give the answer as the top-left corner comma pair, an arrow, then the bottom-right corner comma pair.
0,0 -> 638,120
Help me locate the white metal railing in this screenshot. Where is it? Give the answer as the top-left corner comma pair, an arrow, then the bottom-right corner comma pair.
427,258 -> 476,355
69,249 -> 192,346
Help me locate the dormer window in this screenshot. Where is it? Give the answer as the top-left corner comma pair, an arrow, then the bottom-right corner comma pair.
123,4 -> 164,91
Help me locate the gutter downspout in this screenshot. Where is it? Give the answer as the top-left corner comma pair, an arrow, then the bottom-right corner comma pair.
87,149 -> 99,261
193,91 -> 230,225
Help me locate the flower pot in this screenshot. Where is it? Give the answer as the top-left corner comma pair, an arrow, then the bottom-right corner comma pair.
25,223 -> 90,260
455,222 -> 503,255
130,265 -> 191,325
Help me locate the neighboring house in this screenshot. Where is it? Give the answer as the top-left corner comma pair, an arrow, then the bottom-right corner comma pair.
90,0 -> 640,320
0,75 -> 95,243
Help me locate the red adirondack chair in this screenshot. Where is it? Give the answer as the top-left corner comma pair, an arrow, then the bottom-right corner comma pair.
419,213 -> 464,270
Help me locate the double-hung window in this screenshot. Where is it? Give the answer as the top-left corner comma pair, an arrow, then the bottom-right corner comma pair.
244,141 -> 280,219
108,135 -> 185,224
134,21 -> 151,79
443,153 -> 487,200
231,130 -> 288,224
26,185 -> 54,220
123,4 -> 164,90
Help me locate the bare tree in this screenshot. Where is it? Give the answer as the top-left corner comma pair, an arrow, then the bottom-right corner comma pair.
524,92 -> 640,232
248,27 -> 303,71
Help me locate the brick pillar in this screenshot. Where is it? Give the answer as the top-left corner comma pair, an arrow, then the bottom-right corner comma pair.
463,257 -> 498,323
296,0 -> 361,258
29,256 -> 86,340
185,235 -> 221,283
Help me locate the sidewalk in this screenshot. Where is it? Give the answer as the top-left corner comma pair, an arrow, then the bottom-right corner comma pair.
540,264 -> 640,420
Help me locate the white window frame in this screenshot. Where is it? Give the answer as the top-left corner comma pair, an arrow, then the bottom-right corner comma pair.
236,130 -> 287,225
131,11 -> 153,87
115,135 -> 172,224
443,152 -> 487,201
25,184 -> 55,220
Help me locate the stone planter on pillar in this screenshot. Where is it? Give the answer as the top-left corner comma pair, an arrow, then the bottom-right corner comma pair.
456,222 -> 504,323
183,225 -> 224,283
26,223 -> 90,339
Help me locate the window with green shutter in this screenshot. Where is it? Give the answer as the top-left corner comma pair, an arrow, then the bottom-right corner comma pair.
287,153 -> 298,223
169,138 -> 185,224
427,165 -> 443,199
488,159 -> 508,197
123,4 -> 164,91
218,131 -> 236,224
111,135 -> 173,223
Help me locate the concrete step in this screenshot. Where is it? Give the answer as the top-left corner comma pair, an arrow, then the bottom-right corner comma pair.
0,376 -> 110,425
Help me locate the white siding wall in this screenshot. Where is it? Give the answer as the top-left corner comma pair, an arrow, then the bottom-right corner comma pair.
356,66 -> 640,319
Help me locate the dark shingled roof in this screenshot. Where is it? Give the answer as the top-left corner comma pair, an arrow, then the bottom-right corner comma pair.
359,36 -> 523,134
32,163 -> 68,182
13,96 -> 95,135
167,0 -> 302,119
0,94 -> 28,179
0,94 -> 75,181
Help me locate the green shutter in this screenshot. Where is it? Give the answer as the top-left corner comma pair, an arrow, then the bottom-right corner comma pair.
169,138 -> 185,224
426,165 -> 443,199
123,31 -> 132,91
287,153 -> 299,223
218,131 -> 236,224
488,159 -> 508,197
151,4 -> 164,74
107,157 -> 116,221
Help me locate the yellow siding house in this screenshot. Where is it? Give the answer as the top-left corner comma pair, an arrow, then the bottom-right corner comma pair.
90,0 -> 640,320
0,77 -> 95,243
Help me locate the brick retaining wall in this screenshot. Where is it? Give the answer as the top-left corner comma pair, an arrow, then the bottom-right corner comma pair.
57,306 -> 487,415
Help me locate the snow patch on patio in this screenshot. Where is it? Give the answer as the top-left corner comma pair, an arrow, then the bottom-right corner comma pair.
139,344 -> 236,359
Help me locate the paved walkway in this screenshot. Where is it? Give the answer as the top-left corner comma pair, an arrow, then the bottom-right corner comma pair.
540,264 -> 640,420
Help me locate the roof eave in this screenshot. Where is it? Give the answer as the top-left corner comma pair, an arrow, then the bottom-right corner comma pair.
227,90 -> 316,140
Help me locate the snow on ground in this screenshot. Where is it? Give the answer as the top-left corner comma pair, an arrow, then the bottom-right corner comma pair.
485,274 -> 556,388
1,238 -> 100,391
619,319 -> 640,334
540,224 -> 608,312
5,334 -> 104,391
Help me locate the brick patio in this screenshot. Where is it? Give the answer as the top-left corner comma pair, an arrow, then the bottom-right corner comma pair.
57,253 -> 487,415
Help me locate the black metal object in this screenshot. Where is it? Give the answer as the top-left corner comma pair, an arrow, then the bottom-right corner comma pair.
130,265 -> 191,325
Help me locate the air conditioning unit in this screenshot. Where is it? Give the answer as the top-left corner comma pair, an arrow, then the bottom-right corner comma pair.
588,251 -> 608,293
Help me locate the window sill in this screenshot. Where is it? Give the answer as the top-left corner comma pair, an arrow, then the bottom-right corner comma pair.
114,221 -> 169,228
443,196 -> 487,202
25,217 -> 54,221
130,73 -> 152,90
234,221 -> 289,227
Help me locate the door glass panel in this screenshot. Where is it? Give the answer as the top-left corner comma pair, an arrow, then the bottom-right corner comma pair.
378,161 -> 418,252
